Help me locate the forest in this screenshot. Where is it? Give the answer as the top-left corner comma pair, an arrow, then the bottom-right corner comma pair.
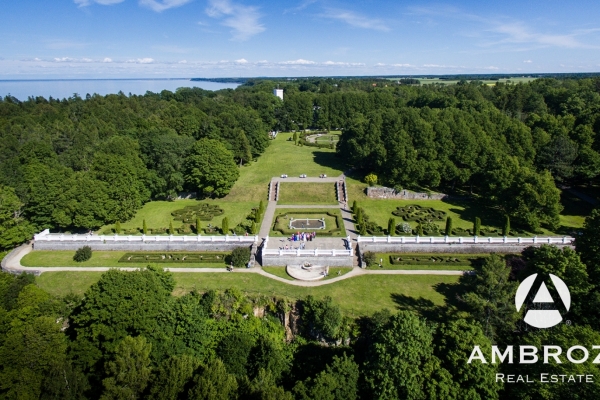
1,210 -> 600,399
2,76 -> 600,249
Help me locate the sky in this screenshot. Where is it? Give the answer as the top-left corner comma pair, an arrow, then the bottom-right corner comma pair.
1,0 -> 600,79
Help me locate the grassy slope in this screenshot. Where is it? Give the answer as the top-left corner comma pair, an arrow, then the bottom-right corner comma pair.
21,251 -> 228,268
36,272 -> 458,317
98,200 -> 257,234
278,183 -> 337,205
224,132 -> 346,202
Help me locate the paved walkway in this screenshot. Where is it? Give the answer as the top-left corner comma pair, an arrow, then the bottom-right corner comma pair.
258,201 -> 278,238
1,243 -> 465,287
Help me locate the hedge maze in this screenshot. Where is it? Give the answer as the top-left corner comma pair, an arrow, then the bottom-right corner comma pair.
388,254 -> 482,267
119,252 -> 228,264
392,205 -> 446,223
171,204 -> 224,223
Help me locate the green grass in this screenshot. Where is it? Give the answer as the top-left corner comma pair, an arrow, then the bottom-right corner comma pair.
278,183 -> 337,205
35,271 -> 459,317
225,132 -> 346,202
262,267 -> 294,280
271,208 -> 346,237
21,251 -> 229,268
98,200 -> 257,235
357,191 -> 588,236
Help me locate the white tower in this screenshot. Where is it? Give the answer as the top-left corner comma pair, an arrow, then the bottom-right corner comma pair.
273,88 -> 283,101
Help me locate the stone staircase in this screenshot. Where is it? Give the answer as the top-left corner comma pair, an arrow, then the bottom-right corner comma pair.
336,180 -> 347,203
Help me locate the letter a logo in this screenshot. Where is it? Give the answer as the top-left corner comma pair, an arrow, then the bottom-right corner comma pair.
515,273 -> 571,329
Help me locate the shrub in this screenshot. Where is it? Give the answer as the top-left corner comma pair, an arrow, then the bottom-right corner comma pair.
196,217 -> 201,234
417,224 -> 424,236
222,217 -> 230,235
142,219 -> 147,235
362,251 -> 377,267
388,217 -> 396,236
230,246 -> 251,268
474,217 -> 481,236
398,222 -> 412,234
169,220 -> 174,235
73,246 -> 92,262
445,217 -> 453,236
352,200 -> 357,214
502,215 -> 510,237
365,173 -> 378,186
115,221 -> 121,234
250,221 -> 257,235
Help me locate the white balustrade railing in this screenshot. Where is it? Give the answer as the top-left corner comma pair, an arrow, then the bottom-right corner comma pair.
356,235 -> 574,245
262,248 -> 353,257
34,229 -> 258,243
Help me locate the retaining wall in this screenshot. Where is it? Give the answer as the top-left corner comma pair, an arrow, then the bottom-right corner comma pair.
366,187 -> 447,200
359,242 -> 573,254
34,241 -> 252,252
261,255 -> 354,267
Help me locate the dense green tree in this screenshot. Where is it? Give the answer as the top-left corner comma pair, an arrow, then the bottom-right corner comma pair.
230,246 -> 250,268
473,216 -> 481,236
184,139 -> 239,198
69,267 -> 175,371
365,311 -> 438,400
460,254 -> 520,341
149,354 -> 201,400
302,296 -> 343,341
101,336 -> 153,400
575,208 -> 600,281
0,185 -> 35,250
187,358 -> 238,400
221,217 -> 230,235
293,354 -> 359,400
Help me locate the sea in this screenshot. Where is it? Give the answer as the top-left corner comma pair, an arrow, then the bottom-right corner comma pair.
0,79 -> 239,101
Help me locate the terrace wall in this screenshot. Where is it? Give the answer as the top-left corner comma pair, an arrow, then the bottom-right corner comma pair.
261,255 -> 354,267
366,187 -> 447,200
33,241 -> 251,252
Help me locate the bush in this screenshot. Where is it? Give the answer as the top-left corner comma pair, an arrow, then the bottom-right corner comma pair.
222,217 -> 230,235
362,251 -> 377,267
73,246 -> 92,262
229,246 -> 251,268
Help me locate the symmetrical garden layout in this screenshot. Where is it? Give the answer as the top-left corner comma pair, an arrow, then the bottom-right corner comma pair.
3,132 -> 579,284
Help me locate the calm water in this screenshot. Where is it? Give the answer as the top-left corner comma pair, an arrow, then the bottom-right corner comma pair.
0,79 -> 239,101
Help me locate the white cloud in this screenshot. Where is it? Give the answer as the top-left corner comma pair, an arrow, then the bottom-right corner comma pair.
178,60 -> 188,64
53,57 -> 76,62
235,58 -> 248,64
103,57 -> 113,63
139,0 -> 193,12
74,0 -> 125,6
523,60 -> 532,63
206,0 -> 265,41
483,66 -> 499,70
279,59 -> 316,65
126,58 -> 155,63
320,9 -> 390,32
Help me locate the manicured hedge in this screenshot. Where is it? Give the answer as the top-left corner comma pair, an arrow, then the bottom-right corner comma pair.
272,211 -> 344,236
118,252 -> 229,263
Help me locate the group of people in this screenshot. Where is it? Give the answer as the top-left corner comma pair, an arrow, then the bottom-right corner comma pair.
290,232 -> 316,242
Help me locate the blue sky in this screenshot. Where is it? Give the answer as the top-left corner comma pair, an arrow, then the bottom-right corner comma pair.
1,0 -> 600,78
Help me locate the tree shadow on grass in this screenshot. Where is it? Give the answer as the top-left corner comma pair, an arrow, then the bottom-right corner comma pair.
442,197 -> 503,229
391,280 -> 471,324
311,151 -> 346,173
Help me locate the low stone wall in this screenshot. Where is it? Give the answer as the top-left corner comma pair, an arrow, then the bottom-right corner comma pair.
366,187 -> 446,200
261,255 -> 354,267
34,241 -> 251,252
359,242 -> 573,255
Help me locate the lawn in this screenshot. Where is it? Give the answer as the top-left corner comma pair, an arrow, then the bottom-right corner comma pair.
271,208 -> 346,237
35,271 -> 459,317
357,191 -> 588,236
21,251 -> 230,268
97,200 -> 257,235
278,183 -> 337,205
224,132 -> 346,202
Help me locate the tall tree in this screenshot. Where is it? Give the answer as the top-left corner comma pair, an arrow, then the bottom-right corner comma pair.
184,139 -> 239,198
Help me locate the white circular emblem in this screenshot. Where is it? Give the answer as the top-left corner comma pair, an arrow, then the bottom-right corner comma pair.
515,273 -> 571,329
